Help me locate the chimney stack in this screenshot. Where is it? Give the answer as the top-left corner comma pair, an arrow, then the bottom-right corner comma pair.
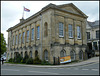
20,17 -> 24,22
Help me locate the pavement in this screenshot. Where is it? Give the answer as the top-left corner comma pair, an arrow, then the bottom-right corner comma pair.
2,56 -> 99,68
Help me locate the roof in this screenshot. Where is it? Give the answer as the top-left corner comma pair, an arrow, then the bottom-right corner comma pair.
7,3 -> 88,32
87,20 -> 99,28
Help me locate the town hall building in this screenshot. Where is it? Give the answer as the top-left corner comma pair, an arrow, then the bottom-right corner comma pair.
7,3 -> 88,64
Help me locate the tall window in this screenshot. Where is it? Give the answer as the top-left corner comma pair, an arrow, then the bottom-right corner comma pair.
44,50 -> 48,61
13,36 -> 15,45
30,51 -> 32,58
16,35 -> 17,44
79,50 -> 83,60
96,30 -> 99,38
59,22 -> 64,37
93,42 -> 97,50
22,32 -> 25,43
44,22 -> 48,37
77,26 -> 81,39
68,24 -> 73,38
27,30 -> 29,42
37,26 -> 40,39
70,51 -> 75,61
19,33 -> 21,44
60,50 -> 66,57
31,28 -> 34,40
21,52 -> 23,58
87,32 -> 90,39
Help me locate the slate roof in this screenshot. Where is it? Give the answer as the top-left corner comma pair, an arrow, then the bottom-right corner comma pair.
87,20 -> 99,28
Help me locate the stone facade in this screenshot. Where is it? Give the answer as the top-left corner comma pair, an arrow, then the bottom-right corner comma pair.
86,20 -> 99,56
7,3 -> 88,64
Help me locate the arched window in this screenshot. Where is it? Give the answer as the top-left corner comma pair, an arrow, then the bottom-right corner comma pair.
44,22 -> 48,37
21,52 -> 23,58
70,50 -> 75,61
35,50 -> 38,57
79,50 -> 83,60
11,53 -> 13,58
29,51 -> 32,58
44,50 -> 48,61
60,50 -> 66,57
25,51 -> 28,58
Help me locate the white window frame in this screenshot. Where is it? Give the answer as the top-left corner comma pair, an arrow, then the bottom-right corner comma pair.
31,28 -> 34,40
96,30 -> 99,39
68,24 -> 73,38
16,35 -> 17,45
22,32 -> 25,43
37,26 -> 40,39
77,26 -> 81,39
59,22 -> 64,37
19,33 -> 21,44
13,36 -> 15,45
27,30 -> 29,42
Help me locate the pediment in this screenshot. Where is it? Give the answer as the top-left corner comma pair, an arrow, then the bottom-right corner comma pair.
58,3 -> 87,18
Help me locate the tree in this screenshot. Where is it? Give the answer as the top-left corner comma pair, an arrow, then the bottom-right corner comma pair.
0,33 -> 7,56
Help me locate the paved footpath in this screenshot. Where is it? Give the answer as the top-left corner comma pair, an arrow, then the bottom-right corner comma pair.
2,57 -> 99,68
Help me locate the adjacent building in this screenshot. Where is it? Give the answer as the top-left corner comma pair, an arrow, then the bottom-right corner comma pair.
7,3 -> 88,64
86,20 -> 99,57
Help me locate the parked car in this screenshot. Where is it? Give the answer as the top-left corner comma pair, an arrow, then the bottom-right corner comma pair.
1,56 -> 6,61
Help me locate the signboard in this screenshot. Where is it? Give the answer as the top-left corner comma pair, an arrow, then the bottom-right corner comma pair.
60,56 -> 71,64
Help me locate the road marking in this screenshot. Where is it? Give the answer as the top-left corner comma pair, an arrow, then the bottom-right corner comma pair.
82,69 -> 89,70
66,68 -> 71,69
74,68 -> 79,70
28,70 -> 59,75
59,68 -> 63,69
91,69 -> 99,71
1,69 -> 19,71
76,62 -> 99,68
52,68 -> 57,69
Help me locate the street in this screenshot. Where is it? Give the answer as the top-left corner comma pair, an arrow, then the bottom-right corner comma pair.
1,62 -> 99,75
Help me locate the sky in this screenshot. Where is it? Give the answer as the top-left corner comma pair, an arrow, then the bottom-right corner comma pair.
1,1 -> 99,44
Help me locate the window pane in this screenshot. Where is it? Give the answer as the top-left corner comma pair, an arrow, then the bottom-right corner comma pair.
27,30 -> 29,42
13,36 -> 15,45
59,22 -> 64,37
87,32 -> 90,39
19,34 -> 21,44
31,28 -> 34,40
77,26 -> 81,38
68,24 -> 73,38
23,32 -> 25,43
37,26 -> 40,39
93,42 -> 97,50
16,35 -> 17,44
96,30 -> 99,38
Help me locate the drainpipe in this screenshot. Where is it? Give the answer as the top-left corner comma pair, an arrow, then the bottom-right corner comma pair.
40,14 -> 43,60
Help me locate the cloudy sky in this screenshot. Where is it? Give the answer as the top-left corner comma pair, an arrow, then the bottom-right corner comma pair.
1,1 -> 99,44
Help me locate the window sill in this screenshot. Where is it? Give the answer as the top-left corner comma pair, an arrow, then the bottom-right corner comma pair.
37,38 -> 40,40
77,38 -> 81,40
59,36 -> 64,38
69,37 -> 73,39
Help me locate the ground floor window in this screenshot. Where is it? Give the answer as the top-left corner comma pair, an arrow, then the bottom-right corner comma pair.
79,50 -> 83,60
21,52 -> 23,58
11,53 -> 13,58
35,50 -> 38,58
60,49 -> 66,57
44,50 -> 48,61
93,42 -> 97,50
70,50 -> 75,61
30,51 -> 32,58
